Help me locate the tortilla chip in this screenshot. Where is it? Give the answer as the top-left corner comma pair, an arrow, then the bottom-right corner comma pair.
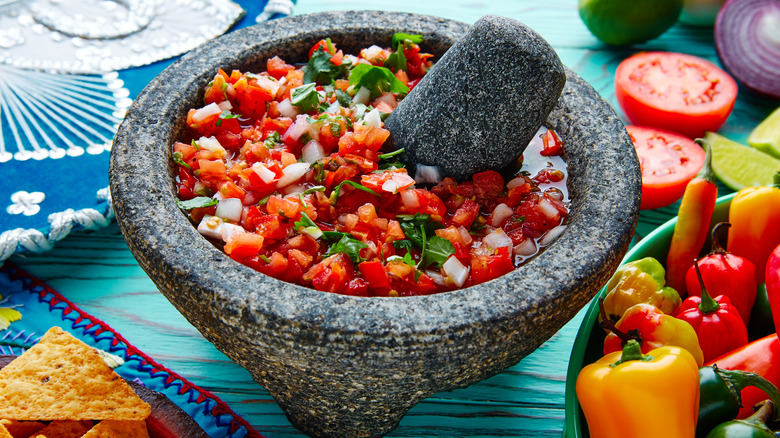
0,327 -> 151,421
0,423 -> 13,438
0,420 -> 46,438
79,420 -> 149,438
31,421 -> 92,438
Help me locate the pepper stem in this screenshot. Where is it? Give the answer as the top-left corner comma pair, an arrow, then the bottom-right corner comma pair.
695,139 -> 716,184
774,171 -> 780,187
612,339 -> 651,366
598,297 -> 637,345
710,222 -> 730,255
715,366 -> 780,422
744,400 -> 775,429
694,258 -> 721,314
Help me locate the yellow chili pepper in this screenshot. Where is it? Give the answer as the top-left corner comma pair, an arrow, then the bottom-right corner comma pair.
727,182 -> 780,284
601,257 -> 681,325
576,340 -> 700,438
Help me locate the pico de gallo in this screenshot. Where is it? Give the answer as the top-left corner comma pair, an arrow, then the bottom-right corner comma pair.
173,33 -> 570,297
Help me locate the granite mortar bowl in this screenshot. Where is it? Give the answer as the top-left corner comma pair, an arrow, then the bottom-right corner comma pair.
109,10 -> 641,438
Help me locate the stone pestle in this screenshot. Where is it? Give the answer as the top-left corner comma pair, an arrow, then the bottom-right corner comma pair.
384,15 -> 567,182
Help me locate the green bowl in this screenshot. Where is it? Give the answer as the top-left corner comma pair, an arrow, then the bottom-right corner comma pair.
563,192 -> 738,438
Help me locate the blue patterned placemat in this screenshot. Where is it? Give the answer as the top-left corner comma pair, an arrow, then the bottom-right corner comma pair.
0,0 -> 294,262
0,262 -> 264,438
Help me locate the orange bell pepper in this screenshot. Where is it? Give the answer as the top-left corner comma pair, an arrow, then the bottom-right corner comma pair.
727,182 -> 780,284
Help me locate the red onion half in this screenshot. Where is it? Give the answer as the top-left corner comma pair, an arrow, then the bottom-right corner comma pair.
715,0 -> 780,99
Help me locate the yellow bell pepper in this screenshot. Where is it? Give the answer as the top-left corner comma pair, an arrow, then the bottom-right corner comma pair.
576,339 -> 700,438
727,183 -> 780,284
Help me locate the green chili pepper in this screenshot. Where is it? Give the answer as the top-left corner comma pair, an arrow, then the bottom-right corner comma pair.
698,366 -> 780,438
705,400 -> 775,438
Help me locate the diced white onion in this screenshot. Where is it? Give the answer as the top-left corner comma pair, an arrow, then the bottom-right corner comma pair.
382,173 -> 415,193
280,184 -> 305,196
507,177 -> 527,189
458,225 -> 473,245
537,197 -> 560,219
255,75 -> 280,99
215,198 -> 243,223
352,87 -> 371,105
301,139 -> 326,163
414,164 -> 442,184
426,270 -> 448,286
539,225 -> 567,246
376,93 -> 397,109
277,98 -> 297,118
191,102 -> 222,123
490,203 -> 514,227
197,136 -> 225,153
325,100 -> 341,114
217,101 -> 233,111
363,108 -> 382,128
513,238 -> 538,256
361,45 -> 385,61
483,228 -> 512,250
252,162 -> 276,184
277,162 -> 310,188
301,226 -> 323,240
220,223 -> 246,242
197,215 -> 223,240
283,115 -> 311,142
443,256 -> 469,287
382,179 -> 400,193
400,188 -> 420,208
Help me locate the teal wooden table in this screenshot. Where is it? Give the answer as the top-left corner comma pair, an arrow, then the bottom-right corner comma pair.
5,0 -> 776,436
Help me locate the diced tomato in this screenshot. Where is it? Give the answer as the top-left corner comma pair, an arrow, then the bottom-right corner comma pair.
309,39 -> 336,58
254,214 -> 290,240
540,129 -> 564,156
204,74 -> 227,104
225,233 -> 264,259
451,199 -> 480,229
361,169 -> 415,193
235,79 -> 273,119
358,260 -> 390,290
219,181 -> 246,200
470,247 -> 514,286
266,56 -> 295,80
266,196 -> 302,220
198,159 -> 228,181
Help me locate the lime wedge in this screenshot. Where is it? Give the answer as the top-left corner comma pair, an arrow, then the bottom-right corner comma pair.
578,0 -> 682,45
748,107 -> 780,159
705,132 -> 780,190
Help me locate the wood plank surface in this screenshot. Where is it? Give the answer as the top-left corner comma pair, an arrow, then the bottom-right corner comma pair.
6,0 -> 774,436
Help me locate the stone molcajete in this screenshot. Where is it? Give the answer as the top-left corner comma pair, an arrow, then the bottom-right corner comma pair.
109,11 -> 641,438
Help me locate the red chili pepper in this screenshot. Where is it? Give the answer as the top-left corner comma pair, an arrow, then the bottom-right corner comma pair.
665,139 -> 718,294
766,243 -> 780,337
675,259 -> 749,363
684,222 -> 757,324
706,334 -> 780,419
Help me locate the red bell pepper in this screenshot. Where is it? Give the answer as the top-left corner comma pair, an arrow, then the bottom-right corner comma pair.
706,334 -> 780,419
766,243 -> 780,336
684,222 -> 757,324
676,259 -> 749,363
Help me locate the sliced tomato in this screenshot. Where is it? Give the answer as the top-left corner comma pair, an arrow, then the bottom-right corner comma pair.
615,52 -> 738,139
626,125 -> 706,210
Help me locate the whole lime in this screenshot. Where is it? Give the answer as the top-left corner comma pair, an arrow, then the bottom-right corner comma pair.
579,0 -> 683,45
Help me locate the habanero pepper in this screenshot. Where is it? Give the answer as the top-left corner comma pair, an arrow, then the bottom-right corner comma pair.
666,139 -> 718,294
576,339 -> 700,438
727,177 -> 780,284
601,300 -> 705,366
704,400 -> 776,438
766,243 -> 780,336
697,365 -> 780,438
706,333 -> 780,420
676,259 -> 749,363
685,222 -> 758,324
601,257 -> 681,325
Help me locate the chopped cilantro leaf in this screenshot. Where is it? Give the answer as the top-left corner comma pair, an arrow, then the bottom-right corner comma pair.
331,180 -> 379,205
336,88 -> 351,106
304,185 -> 326,194
175,196 -> 217,210
422,236 -> 455,268
303,48 -> 347,85
329,122 -> 342,136
348,64 -> 409,99
378,148 -> 404,160
191,139 -> 200,151
327,234 -> 368,264
384,33 -> 424,72
215,110 -> 240,127
172,151 -> 191,169
322,231 -> 348,241
259,254 -> 271,263
264,131 -> 282,148
291,83 -> 320,113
